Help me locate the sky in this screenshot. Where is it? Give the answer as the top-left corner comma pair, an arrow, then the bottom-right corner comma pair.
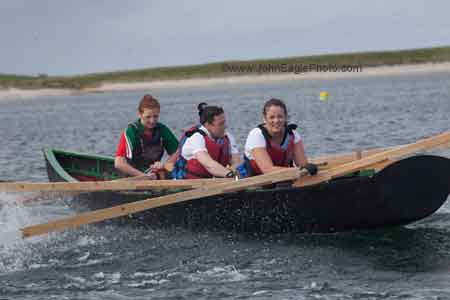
1,0 -> 450,76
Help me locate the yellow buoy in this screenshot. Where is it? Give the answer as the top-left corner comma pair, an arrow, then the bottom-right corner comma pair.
319,91 -> 329,101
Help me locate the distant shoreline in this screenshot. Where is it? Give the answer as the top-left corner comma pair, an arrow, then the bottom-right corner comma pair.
1,62 -> 450,100
91,62 -> 450,91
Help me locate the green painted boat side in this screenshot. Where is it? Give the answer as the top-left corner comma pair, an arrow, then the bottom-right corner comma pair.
43,148 -> 124,182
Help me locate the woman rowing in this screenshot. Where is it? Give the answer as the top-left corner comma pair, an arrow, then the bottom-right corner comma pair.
115,94 -> 179,179
172,103 -> 241,179
238,98 -> 318,177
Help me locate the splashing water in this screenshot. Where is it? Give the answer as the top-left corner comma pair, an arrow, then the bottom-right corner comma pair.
0,193 -> 34,242
0,192 -> 72,272
0,192 -> 38,271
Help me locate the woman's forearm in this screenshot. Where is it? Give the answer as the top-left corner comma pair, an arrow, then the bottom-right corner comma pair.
294,141 -> 309,167
196,151 -> 230,177
114,157 -> 146,177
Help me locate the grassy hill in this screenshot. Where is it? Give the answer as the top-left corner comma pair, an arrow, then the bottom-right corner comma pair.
1,46 -> 450,90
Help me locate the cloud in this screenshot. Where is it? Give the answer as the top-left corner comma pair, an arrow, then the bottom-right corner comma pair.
1,0 -> 449,75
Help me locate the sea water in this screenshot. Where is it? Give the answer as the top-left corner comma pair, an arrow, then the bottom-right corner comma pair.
1,71 -> 450,299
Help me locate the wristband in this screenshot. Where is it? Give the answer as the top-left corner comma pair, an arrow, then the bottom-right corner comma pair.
225,171 -> 234,178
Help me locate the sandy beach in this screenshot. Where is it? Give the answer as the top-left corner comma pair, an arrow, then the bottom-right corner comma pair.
1,62 -> 450,100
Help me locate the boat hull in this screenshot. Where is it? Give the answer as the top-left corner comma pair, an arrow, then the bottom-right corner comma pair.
43,148 -> 450,233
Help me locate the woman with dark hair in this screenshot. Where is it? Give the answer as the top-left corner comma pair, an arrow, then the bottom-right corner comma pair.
239,98 -> 317,177
114,94 -> 179,179
173,103 -> 241,179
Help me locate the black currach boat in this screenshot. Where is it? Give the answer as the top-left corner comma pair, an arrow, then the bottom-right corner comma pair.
43,148 -> 450,234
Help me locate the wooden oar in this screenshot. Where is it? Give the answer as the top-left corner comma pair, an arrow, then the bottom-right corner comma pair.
311,135 -> 450,169
0,178 -> 232,193
0,161 -> 180,193
310,146 -> 397,168
21,167 -> 308,238
294,130 -> 450,187
115,161 -> 174,181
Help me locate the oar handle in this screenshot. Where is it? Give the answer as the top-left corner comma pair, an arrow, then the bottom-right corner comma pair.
116,161 -> 174,181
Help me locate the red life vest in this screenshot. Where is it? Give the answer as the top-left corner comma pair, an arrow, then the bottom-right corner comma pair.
184,129 -> 232,179
247,124 -> 297,175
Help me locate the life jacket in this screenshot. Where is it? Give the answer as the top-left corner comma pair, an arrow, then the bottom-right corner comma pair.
172,126 -> 232,179
243,124 -> 297,176
170,125 -> 201,179
127,121 -> 164,172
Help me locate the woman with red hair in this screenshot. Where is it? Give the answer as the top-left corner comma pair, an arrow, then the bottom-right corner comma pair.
115,94 -> 179,179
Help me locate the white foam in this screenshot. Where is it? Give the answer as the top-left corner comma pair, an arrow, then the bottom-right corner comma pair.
132,271 -> 160,278
0,193 -> 34,242
78,251 -> 90,261
92,272 -> 122,285
76,235 -> 105,246
127,280 -> 158,288
29,263 -> 50,269
0,193 -> 39,272
252,290 -> 270,296
64,274 -> 87,284
80,259 -> 104,266
127,279 -> 168,287
93,272 -> 105,279
187,265 -> 247,283
110,272 -> 121,284
0,192 -> 71,273
0,192 -> 71,244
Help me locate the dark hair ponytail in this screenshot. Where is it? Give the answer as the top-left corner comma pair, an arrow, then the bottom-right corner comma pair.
197,103 -> 224,125
197,102 -> 207,118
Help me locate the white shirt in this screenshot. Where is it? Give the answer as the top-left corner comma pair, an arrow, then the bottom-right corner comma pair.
181,125 -> 239,160
244,127 -> 302,160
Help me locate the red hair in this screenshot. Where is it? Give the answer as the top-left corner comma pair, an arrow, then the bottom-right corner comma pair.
138,94 -> 160,113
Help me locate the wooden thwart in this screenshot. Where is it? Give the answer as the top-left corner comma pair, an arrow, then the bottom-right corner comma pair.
21,168 -> 306,238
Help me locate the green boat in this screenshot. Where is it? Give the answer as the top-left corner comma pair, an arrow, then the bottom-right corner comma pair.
43,148 -> 450,233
